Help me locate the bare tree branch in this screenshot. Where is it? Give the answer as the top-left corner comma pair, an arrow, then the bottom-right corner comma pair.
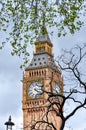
31,44 -> 86,130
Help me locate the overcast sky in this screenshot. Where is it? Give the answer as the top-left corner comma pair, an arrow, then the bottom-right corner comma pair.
0,21 -> 86,130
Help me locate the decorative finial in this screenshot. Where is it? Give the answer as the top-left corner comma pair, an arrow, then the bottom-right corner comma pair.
43,11 -> 45,27
9,116 -> 11,122
41,11 -> 47,35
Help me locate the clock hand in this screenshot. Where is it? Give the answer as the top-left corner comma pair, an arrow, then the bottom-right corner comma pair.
34,88 -> 39,92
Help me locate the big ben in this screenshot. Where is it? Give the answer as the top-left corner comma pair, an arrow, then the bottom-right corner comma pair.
22,27 -> 63,130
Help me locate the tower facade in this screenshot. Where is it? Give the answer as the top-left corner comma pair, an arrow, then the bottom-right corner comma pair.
22,28 -> 63,130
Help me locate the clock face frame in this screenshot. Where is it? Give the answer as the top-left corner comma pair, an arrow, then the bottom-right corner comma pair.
28,82 -> 43,99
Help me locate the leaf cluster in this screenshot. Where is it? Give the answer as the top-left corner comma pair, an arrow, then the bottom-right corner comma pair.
0,0 -> 86,67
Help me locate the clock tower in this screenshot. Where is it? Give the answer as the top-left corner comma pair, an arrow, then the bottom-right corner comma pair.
22,27 -> 63,130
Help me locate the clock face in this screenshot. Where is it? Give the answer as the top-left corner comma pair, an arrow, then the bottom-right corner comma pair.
54,82 -> 60,101
54,82 -> 60,94
28,82 -> 43,99
53,82 -> 61,102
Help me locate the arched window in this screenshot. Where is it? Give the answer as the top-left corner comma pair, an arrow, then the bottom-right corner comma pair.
37,71 -> 38,76
29,72 -> 31,77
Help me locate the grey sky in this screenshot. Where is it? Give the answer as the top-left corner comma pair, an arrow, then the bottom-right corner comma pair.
0,22 -> 86,130
0,44 -> 23,130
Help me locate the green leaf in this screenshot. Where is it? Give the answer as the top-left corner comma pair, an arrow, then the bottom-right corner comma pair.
3,29 -> 6,31
19,20 -> 24,29
24,34 -> 28,39
0,46 -> 2,49
58,33 -> 61,37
